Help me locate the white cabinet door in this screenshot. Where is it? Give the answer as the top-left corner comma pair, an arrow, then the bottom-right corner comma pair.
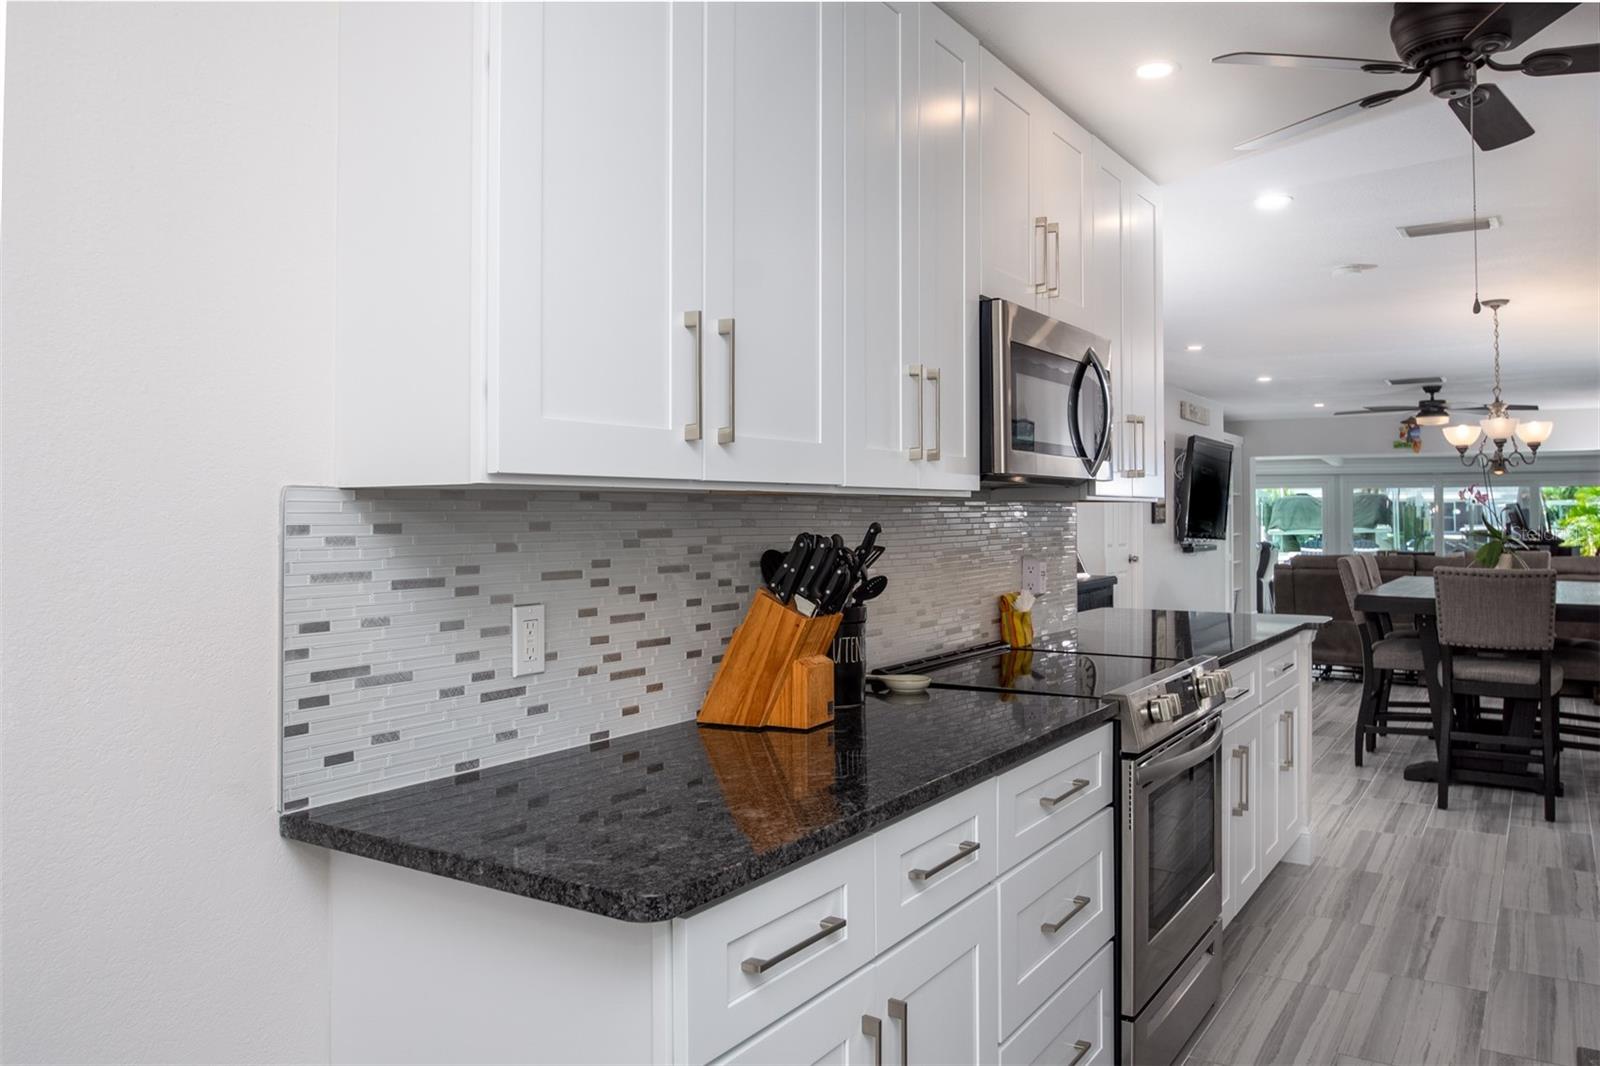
1265,690 -> 1302,870
979,50 -> 1046,307
915,5 -> 981,490
703,3 -> 845,486
872,888 -> 997,1066
1087,143 -> 1137,497
491,3 -> 706,481
1122,170 -> 1164,499
1221,711 -> 1260,925
843,1 -> 920,490
715,967 -> 880,1066
1031,107 -> 1092,326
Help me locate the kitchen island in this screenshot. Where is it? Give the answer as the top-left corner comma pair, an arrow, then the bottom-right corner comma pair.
283,611 -> 1322,1064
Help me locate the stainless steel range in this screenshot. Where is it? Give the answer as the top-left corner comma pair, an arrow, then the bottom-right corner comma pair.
881,644 -> 1242,1066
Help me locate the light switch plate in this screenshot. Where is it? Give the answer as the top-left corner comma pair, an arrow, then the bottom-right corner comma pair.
512,603 -> 545,677
1021,557 -> 1047,596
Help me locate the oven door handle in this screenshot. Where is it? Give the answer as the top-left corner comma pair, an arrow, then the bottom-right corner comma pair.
1136,719 -> 1223,790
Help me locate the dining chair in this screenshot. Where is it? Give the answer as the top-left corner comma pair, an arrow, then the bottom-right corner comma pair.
1506,549 -> 1553,569
1434,567 -> 1563,821
1337,556 -> 1431,766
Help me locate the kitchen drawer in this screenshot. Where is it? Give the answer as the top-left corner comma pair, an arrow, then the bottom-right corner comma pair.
995,722 -> 1113,870
998,940 -> 1114,1066
679,837 -> 877,1064
1259,640 -> 1301,700
996,806 -> 1115,1039
874,780 -> 998,950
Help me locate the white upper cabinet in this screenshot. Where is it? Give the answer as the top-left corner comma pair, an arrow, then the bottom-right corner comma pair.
702,3 -> 845,486
491,3 -> 705,482
1087,138 -> 1164,500
843,3 -> 980,492
978,50 -> 1091,325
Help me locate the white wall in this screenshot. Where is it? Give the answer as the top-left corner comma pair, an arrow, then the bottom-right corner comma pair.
1142,386 -> 1234,612
2,5 -> 337,1061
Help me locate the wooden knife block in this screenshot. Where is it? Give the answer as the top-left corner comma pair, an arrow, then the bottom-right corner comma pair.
699,589 -> 841,730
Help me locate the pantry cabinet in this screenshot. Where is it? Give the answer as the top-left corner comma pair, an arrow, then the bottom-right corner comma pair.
1087,139 -> 1164,501
843,3 -> 980,492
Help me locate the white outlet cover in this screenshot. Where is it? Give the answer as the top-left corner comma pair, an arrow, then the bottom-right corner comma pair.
1021,557 -> 1047,596
512,603 -> 545,677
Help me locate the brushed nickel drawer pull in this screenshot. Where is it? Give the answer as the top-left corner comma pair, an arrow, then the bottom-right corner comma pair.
1041,894 -> 1092,934
1067,1038 -> 1093,1066
683,311 -> 703,441
1040,778 -> 1091,809
907,840 -> 979,882
740,915 -> 845,975
888,997 -> 909,1065
907,364 -> 924,460
1281,710 -> 1295,769
1046,220 -> 1061,298
925,367 -> 942,462
861,1014 -> 882,1066
716,317 -> 735,444
1033,216 -> 1049,294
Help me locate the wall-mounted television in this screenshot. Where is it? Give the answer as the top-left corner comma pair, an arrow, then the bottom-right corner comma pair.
1175,435 -> 1234,544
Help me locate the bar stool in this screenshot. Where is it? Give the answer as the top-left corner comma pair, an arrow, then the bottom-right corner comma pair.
1434,567 -> 1564,821
1337,556 -> 1432,765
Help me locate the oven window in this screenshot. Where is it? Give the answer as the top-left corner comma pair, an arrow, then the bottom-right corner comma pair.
1147,758 -> 1216,933
1010,343 -> 1079,457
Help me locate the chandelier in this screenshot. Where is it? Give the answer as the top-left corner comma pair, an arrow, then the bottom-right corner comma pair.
1441,298 -> 1552,475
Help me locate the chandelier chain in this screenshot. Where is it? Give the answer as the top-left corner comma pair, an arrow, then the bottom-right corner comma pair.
1491,303 -> 1502,405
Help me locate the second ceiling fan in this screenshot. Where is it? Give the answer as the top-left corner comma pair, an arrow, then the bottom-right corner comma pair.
1333,380 -> 1539,421
1216,2 -> 1598,151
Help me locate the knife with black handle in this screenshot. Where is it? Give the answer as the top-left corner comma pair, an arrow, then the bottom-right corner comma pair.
773,533 -> 813,604
793,541 -> 838,612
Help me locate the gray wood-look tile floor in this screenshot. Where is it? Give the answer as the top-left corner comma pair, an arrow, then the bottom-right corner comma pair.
1181,679 -> 1600,1066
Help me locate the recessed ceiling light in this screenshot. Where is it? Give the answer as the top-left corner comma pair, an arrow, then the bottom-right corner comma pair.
1313,402 -> 1325,408
1257,375 -> 1273,383
1254,191 -> 1294,212
1135,60 -> 1178,80
1185,343 -> 1204,352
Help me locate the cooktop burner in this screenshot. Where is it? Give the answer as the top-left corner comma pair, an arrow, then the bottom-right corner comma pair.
886,645 -> 1187,700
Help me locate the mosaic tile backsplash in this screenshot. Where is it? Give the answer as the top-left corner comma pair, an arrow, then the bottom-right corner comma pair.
281,488 -> 1076,811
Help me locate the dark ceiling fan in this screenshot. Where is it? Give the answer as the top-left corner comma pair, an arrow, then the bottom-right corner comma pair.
1333,381 -> 1539,421
1216,3 -> 1598,151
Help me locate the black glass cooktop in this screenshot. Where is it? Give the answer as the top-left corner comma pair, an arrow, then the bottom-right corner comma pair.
910,647 -> 1186,699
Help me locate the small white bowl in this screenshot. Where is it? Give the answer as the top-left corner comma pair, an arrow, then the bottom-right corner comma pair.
875,673 -> 931,694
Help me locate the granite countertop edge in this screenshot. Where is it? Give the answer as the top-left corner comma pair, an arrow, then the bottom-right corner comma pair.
1215,616 -> 1329,667
280,701 -> 1119,924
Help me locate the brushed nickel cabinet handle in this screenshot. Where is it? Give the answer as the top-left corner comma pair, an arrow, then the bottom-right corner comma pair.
683,311 -> 702,441
907,839 -> 978,882
739,915 -> 844,975
888,997 -> 908,1065
716,318 -> 735,444
1033,216 -> 1049,294
1040,778 -> 1091,809
1067,1039 -> 1093,1066
1281,710 -> 1295,770
925,367 -> 941,462
1041,894 -> 1092,934
1046,220 -> 1061,298
1231,746 -> 1248,817
861,1014 -> 882,1066
1123,415 -> 1145,479
907,364 -> 924,460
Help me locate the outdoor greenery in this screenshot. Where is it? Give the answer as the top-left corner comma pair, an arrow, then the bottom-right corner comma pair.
1546,485 -> 1600,556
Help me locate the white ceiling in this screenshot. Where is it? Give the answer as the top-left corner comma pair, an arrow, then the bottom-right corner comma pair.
944,2 -> 1600,423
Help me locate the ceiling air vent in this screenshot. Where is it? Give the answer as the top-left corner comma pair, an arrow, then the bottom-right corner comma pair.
1396,215 -> 1501,238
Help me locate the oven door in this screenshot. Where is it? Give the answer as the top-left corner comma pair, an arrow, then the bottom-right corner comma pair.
1122,714 -> 1224,1013
982,299 -> 1113,482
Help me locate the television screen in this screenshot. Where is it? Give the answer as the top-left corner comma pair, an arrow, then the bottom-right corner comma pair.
1179,436 -> 1233,541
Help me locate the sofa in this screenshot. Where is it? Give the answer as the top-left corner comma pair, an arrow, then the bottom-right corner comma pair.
1271,550 -> 1600,668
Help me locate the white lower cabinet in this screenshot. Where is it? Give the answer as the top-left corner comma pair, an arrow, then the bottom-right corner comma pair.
714,966 -> 880,1066
1221,638 -> 1313,925
998,942 -> 1114,1066
872,889 -> 997,1066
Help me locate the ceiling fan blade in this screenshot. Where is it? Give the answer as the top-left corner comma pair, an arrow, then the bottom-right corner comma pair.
1462,403 -> 1541,412
1213,51 -> 1410,73
1234,78 -> 1424,151
1465,3 -> 1578,54
1518,43 -> 1600,76
1448,82 -> 1534,150
1341,405 -> 1419,414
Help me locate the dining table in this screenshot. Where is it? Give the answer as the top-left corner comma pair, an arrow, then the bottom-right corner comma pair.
1353,574 -> 1600,789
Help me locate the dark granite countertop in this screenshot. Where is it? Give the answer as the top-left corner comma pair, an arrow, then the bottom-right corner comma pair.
281,687 -> 1115,923
1037,608 -> 1328,667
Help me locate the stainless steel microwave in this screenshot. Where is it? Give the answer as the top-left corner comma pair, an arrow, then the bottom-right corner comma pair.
979,298 -> 1114,484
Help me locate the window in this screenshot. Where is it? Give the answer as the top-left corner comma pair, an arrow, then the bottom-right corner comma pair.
1257,487 -> 1323,560
1350,486 -> 1434,553
1540,485 -> 1600,555
1442,485 -> 1502,554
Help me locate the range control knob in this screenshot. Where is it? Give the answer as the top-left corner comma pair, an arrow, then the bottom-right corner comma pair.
1163,693 -> 1183,719
1144,697 -> 1163,722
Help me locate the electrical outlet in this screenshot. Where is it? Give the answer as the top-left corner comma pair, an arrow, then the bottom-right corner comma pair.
511,603 -> 545,677
1021,557 -> 1047,596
